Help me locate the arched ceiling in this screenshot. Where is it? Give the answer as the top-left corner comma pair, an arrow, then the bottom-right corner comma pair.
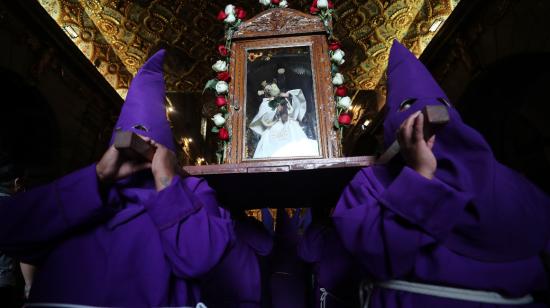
37,0 -> 459,98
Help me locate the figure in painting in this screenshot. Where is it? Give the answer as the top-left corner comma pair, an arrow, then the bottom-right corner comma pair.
249,76 -> 319,159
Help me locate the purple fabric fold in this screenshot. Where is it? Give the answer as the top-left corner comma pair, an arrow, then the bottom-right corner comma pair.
201,216 -> 273,308
298,224 -> 361,308
380,167 -> 472,240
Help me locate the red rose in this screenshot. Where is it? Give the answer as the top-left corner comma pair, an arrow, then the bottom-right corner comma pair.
218,127 -> 229,141
217,45 -> 228,56
328,1 -> 334,9
272,0 -> 280,4
328,41 -> 342,51
235,7 -> 247,19
309,5 -> 320,14
217,71 -> 231,82
312,0 -> 318,6
215,96 -> 227,107
338,113 -> 351,125
335,86 -> 347,97
216,11 -> 227,21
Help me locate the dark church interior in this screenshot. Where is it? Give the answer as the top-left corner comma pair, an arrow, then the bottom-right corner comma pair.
1,0 -> 549,307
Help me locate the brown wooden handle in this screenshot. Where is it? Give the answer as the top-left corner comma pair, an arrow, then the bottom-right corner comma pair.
113,131 -> 156,161
376,105 -> 449,164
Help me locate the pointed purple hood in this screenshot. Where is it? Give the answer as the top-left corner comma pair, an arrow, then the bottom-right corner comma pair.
380,40 -> 549,261
384,40 -> 451,148
111,49 -> 176,152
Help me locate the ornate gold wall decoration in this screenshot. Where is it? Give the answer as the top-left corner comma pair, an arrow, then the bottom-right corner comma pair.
333,0 -> 459,91
37,0 -> 458,100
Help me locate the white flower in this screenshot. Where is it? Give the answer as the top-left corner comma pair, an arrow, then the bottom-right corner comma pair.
212,60 -> 228,72
337,96 -> 352,109
259,0 -> 271,6
258,90 -> 265,96
279,0 -> 288,8
332,73 -> 344,85
224,4 -> 235,15
277,68 -> 285,74
265,83 -> 281,97
224,13 -> 236,24
331,49 -> 345,65
215,81 -> 229,94
212,113 -> 226,127
317,0 -> 328,8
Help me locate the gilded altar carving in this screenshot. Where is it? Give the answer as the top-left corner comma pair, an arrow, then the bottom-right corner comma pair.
233,8 -> 325,39
36,0 -> 458,102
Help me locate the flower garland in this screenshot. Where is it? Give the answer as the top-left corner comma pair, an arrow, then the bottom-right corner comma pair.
205,1 -> 350,163
204,4 -> 248,163
309,0 -> 352,138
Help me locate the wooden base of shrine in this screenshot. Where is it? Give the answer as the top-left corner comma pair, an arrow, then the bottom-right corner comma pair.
182,156 -> 376,209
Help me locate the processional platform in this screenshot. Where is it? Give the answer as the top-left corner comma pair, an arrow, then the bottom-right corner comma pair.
182,156 -> 375,209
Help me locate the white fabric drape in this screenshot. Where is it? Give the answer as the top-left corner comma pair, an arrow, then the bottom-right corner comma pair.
249,89 -> 318,159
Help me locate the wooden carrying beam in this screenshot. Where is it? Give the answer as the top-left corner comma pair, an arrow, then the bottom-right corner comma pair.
113,131 -> 156,161
376,105 -> 450,164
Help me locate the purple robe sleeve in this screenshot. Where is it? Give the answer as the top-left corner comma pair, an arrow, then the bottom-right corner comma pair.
235,216 -> 273,256
378,167 -> 472,241
382,166 -> 550,261
334,165 -> 550,280
333,167 -> 428,280
0,164 -> 112,263
144,175 -> 234,279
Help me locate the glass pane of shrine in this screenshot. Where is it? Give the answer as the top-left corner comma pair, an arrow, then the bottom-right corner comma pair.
244,45 -> 321,160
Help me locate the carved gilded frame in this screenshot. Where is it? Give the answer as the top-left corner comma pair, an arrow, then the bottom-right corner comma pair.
226,34 -> 338,164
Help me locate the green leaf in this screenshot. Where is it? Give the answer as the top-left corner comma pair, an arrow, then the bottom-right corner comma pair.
331,63 -> 339,74
333,118 -> 340,129
268,97 -> 287,109
211,126 -> 220,133
203,79 -> 218,94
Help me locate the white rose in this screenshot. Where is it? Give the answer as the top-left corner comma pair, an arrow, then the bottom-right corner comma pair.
317,0 -> 328,8
215,81 -> 229,94
224,4 -> 235,15
279,1 -> 288,8
258,90 -> 265,96
337,58 -> 345,65
224,13 -> 236,24
259,0 -> 271,6
212,113 -> 226,127
331,49 -> 345,64
266,83 -> 280,97
212,60 -> 228,72
332,73 -> 344,85
337,96 -> 352,109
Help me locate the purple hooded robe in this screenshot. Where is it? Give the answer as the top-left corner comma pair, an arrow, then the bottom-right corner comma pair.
267,209 -> 311,308
0,50 -> 234,307
200,215 -> 273,308
298,222 -> 362,308
332,40 -> 550,307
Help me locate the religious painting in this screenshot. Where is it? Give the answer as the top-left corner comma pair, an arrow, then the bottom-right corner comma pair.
244,46 -> 321,160
224,15 -> 338,165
